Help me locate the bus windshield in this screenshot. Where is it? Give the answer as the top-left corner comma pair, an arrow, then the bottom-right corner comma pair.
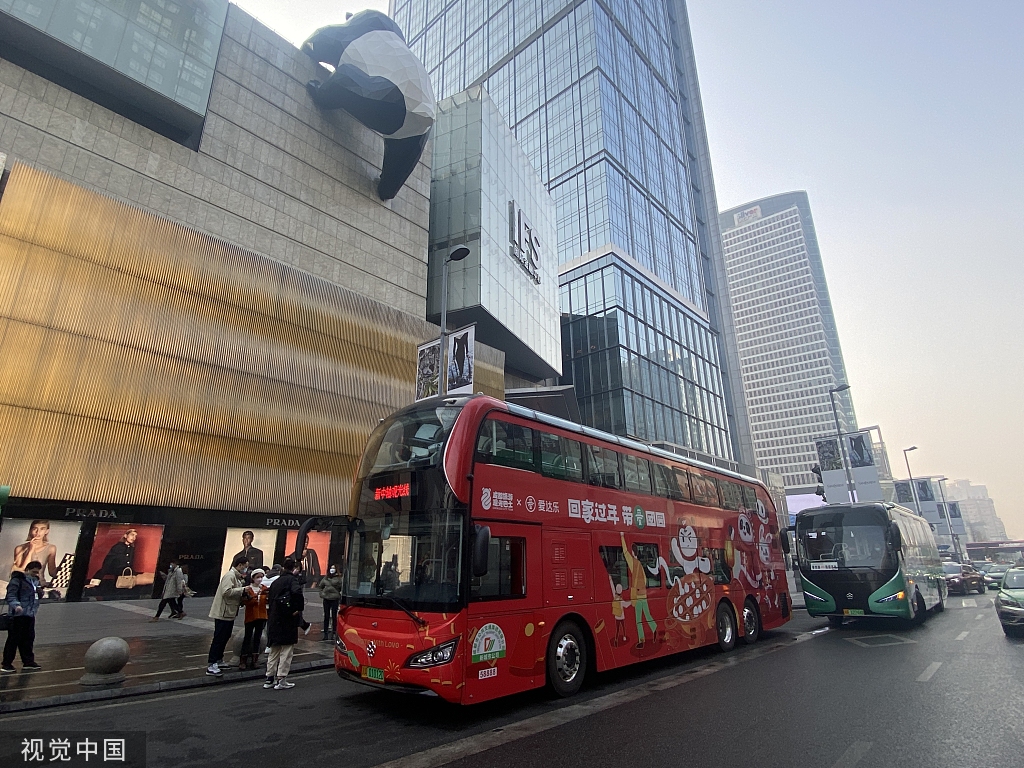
357,404 -> 462,479
797,507 -> 894,570
344,507 -> 464,611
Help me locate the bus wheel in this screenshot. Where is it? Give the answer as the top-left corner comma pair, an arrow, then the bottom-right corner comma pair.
716,602 -> 737,652
741,599 -> 761,645
827,616 -> 844,629
913,593 -> 927,625
547,620 -> 587,697
933,590 -> 945,613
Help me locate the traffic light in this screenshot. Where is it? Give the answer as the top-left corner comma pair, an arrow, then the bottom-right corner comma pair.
810,466 -> 826,501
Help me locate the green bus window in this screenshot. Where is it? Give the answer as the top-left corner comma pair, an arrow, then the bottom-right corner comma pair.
539,431 -> 584,482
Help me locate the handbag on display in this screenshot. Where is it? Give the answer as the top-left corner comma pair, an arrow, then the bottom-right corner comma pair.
115,567 -> 137,589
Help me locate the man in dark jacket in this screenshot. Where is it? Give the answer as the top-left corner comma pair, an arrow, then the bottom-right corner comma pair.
264,557 -> 304,690
3,561 -> 43,673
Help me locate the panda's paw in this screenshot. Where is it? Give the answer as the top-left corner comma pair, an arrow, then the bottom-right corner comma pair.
306,80 -> 322,99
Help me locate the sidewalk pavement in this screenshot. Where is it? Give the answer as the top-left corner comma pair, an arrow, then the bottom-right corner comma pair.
0,593 -> 335,713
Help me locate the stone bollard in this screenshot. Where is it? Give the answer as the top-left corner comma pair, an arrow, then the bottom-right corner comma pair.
78,637 -> 130,687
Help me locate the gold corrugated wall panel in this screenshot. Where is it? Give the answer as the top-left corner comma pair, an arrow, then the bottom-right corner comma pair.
0,162 -> 455,515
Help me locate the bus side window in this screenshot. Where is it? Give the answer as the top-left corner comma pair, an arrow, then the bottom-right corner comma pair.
720,480 -> 742,511
632,543 -> 662,589
586,444 -> 622,489
599,546 -> 629,593
652,463 -> 682,500
673,468 -> 693,501
690,472 -> 718,507
742,486 -> 758,510
539,431 -> 584,482
476,419 -> 536,472
470,537 -> 527,600
623,454 -> 652,494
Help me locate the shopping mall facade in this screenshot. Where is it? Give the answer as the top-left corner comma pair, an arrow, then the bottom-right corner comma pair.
0,4 -> 521,599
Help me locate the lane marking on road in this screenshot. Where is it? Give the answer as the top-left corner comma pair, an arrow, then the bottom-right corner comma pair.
832,741 -> 873,768
843,634 -> 916,648
955,631 -> 969,641
0,669 -> 339,722
369,630 -> 829,768
917,662 -> 942,682
961,598 -> 977,608
975,613 -> 984,620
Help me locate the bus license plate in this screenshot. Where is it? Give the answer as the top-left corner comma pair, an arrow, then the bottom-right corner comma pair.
843,609 -> 864,616
362,666 -> 385,683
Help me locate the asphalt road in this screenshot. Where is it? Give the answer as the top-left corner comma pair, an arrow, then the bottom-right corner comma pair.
0,594 -> 1020,768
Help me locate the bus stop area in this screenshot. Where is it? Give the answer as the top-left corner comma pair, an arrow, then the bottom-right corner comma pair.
0,595 -> 335,713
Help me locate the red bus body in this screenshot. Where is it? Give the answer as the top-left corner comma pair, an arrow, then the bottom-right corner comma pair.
335,396 -> 791,704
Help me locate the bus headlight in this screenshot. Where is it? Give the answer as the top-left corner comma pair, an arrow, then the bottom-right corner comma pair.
804,591 -> 828,602
876,591 -> 905,603
406,638 -> 459,668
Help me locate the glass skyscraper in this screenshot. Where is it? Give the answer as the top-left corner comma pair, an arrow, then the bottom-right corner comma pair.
395,0 -> 753,469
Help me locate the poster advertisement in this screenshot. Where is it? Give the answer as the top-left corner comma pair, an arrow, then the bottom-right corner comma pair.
912,480 -> 941,528
84,523 -> 165,598
845,432 -> 884,502
446,324 -> 475,396
894,480 -> 915,506
415,339 -> 440,401
815,438 -> 849,502
219,528 -> 277,577
0,519 -> 82,601
946,501 -> 967,536
285,530 -> 332,586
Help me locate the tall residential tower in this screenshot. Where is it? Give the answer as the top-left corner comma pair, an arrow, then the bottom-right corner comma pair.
719,192 -> 856,491
395,0 -> 754,470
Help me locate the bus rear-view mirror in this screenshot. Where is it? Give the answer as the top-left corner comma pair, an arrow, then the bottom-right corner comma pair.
780,531 -> 791,555
472,524 -> 491,577
889,521 -> 902,552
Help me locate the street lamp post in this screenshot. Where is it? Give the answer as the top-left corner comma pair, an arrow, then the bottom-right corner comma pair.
903,446 -> 921,515
937,477 -> 964,563
828,384 -> 855,502
438,245 -> 470,396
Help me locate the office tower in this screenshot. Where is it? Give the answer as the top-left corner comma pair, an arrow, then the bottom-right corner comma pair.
945,480 -> 1009,542
396,0 -> 754,469
719,192 -> 856,490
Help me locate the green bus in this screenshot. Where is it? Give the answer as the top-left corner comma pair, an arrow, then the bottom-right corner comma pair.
795,502 -> 947,627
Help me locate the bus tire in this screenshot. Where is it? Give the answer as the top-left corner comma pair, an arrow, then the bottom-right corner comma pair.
546,620 -> 587,698
741,599 -> 761,645
912,592 -> 927,625
716,602 -> 737,652
932,590 -> 945,613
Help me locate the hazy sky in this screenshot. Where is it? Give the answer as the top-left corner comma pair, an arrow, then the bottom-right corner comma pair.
233,2 -> 1023,538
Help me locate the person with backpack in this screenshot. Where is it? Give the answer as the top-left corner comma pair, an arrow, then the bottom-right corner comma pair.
206,556 -> 248,676
264,557 -> 304,690
2,560 -> 43,673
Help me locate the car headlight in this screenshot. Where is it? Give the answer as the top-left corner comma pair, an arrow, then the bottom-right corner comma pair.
876,591 -> 905,603
804,591 -> 828,603
948,577 -> 960,582
406,638 -> 459,668
997,594 -> 1021,609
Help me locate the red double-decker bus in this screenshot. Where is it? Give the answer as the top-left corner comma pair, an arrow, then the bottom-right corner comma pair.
334,395 -> 791,704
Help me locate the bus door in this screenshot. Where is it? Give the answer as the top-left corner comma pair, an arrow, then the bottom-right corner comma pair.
464,522 -> 542,703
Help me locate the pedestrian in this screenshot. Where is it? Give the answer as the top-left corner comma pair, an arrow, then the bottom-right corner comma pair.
264,557 -> 303,690
206,556 -> 248,676
150,560 -> 186,621
318,564 -> 343,640
2,560 -> 43,673
177,565 -> 192,617
239,568 -> 269,670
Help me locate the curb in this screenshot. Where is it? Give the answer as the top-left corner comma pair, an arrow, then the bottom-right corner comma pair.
0,658 -> 335,715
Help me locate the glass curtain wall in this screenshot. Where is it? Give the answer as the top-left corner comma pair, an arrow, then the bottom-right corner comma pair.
396,0 -> 733,461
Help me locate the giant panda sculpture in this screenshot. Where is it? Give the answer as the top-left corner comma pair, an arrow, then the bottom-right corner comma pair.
302,11 -> 435,201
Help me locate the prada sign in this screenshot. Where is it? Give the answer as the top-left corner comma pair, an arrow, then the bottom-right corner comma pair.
509,200 -> 541,284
